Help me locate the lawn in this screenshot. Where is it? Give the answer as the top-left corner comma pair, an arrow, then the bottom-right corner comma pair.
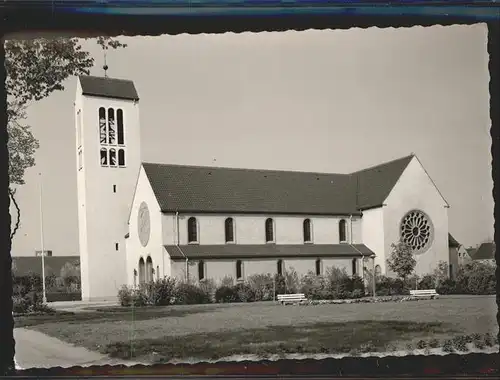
15,295 -> 497,362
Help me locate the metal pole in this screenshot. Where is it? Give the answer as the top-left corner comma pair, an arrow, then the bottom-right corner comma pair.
38,173 -> 47,304
372,256 -> 376,299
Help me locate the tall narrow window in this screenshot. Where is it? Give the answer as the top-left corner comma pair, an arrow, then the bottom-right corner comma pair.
198,260 -> 205,281
265,218 -> 274,243
225,218 -> 234,243
100,148 -> 108,166
157,265 -> 160,281
352,258 -> 357,276
277,259 -> 283,276
236,260 -> 243,279
77,110 -> 82,148
138,258 -> 145,285
118,149 -> 126,167
107,107 -> 116,144
315,259 -> 321,276
109,148 -> 117,166
188,217 -> 198,243
339,219 -> 347,243
117,109 -> 125,145
115,243 -> 119,251
99,107 -> 107,144
303,219 -> 312,243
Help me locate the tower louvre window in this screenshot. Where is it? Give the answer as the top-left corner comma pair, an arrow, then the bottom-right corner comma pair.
99,107 -> 107,144
107,107 -> 116,144
117,109 -> 125,145
100,148 -> 108,166
77,109 -> 82,148
109,148 -> 117,166
118,149 -> 125,167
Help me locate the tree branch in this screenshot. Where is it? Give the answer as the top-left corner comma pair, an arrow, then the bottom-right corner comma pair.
9,188 -> 20,241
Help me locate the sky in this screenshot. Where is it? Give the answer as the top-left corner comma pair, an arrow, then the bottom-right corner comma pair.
9,24 -> 493,257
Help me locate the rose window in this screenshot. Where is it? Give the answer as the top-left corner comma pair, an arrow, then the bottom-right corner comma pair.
400,210 -> 433,253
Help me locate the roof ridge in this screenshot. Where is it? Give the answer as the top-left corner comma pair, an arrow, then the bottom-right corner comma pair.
349,154 -> 414,175
142,161 -> 349,177
79,75 -> 135,83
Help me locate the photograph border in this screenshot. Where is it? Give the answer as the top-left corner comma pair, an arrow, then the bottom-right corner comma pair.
0,1 -> 498,377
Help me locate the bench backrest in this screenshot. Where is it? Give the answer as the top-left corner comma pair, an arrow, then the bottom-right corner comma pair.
410,289 -> 437,295
277,293 -> 306,299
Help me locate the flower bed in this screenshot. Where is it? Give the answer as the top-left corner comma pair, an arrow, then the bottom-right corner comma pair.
300,295 -> 435,305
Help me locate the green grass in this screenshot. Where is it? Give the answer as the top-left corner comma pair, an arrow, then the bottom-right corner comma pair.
14,295 -> 497,362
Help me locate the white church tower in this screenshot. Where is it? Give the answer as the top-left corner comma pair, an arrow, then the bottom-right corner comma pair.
75,76 -> 141,301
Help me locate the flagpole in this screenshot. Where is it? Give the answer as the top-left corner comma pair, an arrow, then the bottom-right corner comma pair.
38,173 -> 47,304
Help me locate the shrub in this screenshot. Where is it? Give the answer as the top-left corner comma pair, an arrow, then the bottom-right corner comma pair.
283,267 -> 300,294
418,274 -> 436,289
234,283 -> 256,303
273,274 -> 287,296
300,272 -> 329,300
436,279 -> 457,295
198,279 -> 217,302
452,335 -> 469,352
416,340 -> 427,349
215,285 -> 239,303
428,338 -> 440,348
175,282 -> 211,305
376,276 -> 409,296
442,340 -> 454,353
351,288 -> 365,299
219,276 -> 234,287
147,277 -> 177,306
117,285 -> 147,307
246,274 -> 275,301
12,296 -> 30,314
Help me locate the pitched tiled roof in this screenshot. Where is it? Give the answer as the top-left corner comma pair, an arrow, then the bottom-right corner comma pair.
144,155 -> 414,215
165,244 -> 375,260
448,233 -> 460,248
79,76 -> 139,101
12,256 -> 80,277
472,242 -> 495,260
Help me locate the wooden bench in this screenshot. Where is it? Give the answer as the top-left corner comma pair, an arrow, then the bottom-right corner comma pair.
277,293 -> 307,305
410,289 -> 438,299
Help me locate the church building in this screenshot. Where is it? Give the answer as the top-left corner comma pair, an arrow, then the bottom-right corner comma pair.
75,76 -> 451,301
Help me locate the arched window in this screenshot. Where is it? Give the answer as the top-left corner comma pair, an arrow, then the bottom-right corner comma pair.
107,107 -> 116,144
315,259 -> 321,276
339,219 -> 347,243
225,218 -> 234,243
117,109 -> 125,145
303,219 -> 312,243
188,217 -> 198,243
146,256 -> 153,283
99,107 -> 107,144
156,265 -> 160,281
118,149 -> 126,167
198,260 -> 205,281
109,148 -> 117,166
236,260 -> 243,279
277,259 -> 283,276
265,218 -> 274,243
352,258 -> 357,276
138,258 -> 145,285
100,148 -> 108,166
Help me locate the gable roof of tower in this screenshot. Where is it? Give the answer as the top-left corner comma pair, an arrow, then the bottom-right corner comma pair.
79,76 -> 139,101
141,155 -> 415,215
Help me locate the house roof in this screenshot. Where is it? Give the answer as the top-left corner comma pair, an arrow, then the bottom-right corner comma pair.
12,256 -> 80,277
143,155 -> 414,215
472,242 -> 495,260
448,233 -> 460,248
79,76 -> 139,101
165,244 -> 375,260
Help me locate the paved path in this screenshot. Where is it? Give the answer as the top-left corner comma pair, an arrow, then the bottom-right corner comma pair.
14,328 -> 142,369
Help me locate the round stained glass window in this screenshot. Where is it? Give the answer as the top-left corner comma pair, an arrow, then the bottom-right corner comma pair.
400,210 -> 433,254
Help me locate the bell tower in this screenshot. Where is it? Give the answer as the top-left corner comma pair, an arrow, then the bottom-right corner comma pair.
75,75 -> 141,301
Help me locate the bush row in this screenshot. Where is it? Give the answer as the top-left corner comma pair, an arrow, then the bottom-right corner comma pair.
435,262 -> 496,295
118,267 -> 367,306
